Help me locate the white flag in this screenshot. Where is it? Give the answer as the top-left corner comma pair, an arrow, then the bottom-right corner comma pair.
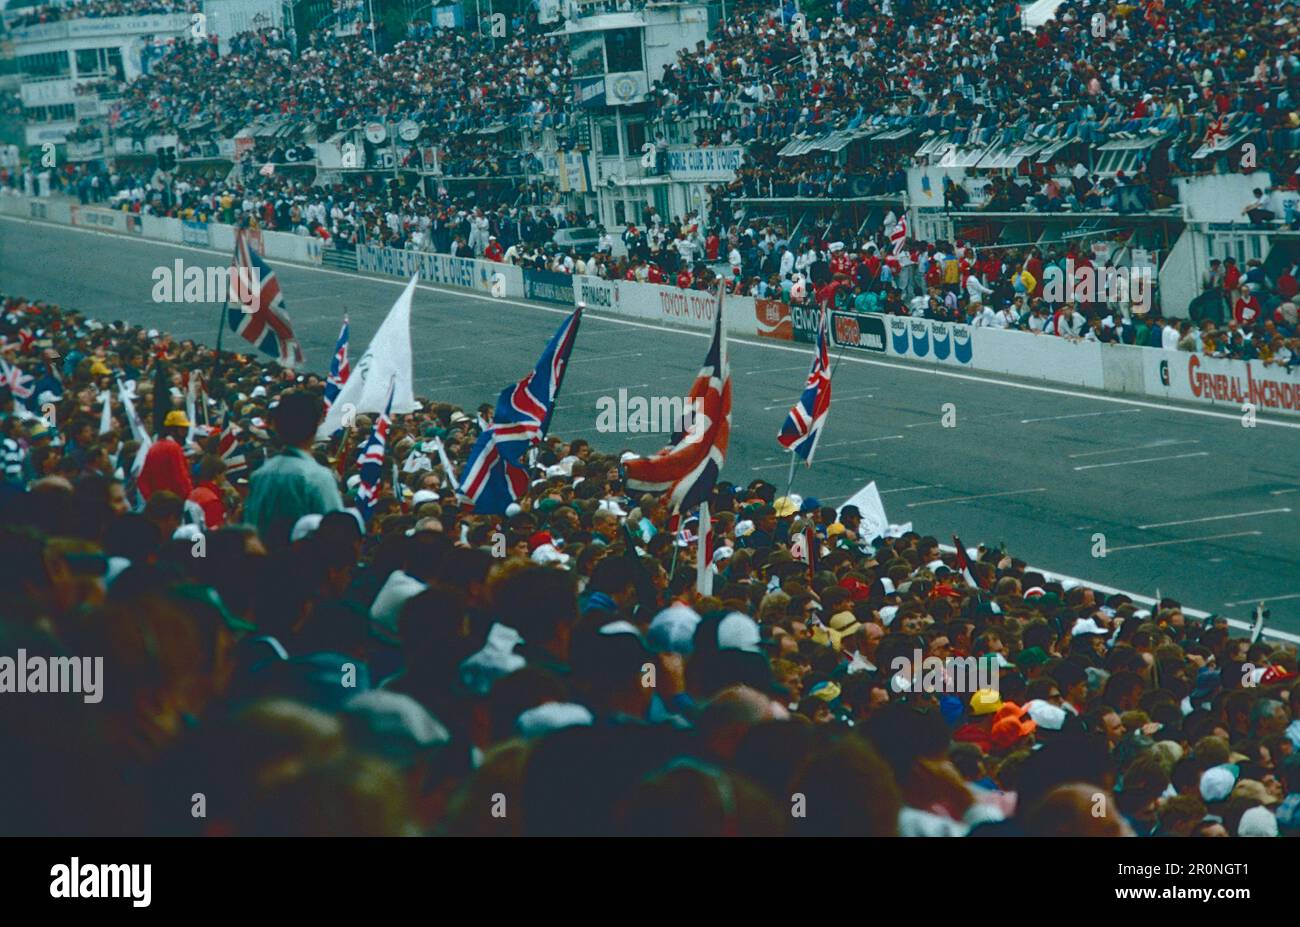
98,390 -> 113,435
839,480 -> 911,544
317,275 -> 419,438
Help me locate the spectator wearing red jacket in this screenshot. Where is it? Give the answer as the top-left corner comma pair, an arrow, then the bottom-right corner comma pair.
1223,257 -> 1242,294
188,454 -> 230,529
483,236 -> 504,262
138,410 -> 193,501
676,268 -> 692,289
1233,287 -> 1262,327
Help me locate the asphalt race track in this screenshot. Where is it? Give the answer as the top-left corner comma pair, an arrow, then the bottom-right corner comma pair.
3,214 -> 1298,638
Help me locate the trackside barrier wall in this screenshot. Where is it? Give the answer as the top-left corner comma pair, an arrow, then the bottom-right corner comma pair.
10,195 -> 1298,417
141,215 -> 182,243
971,326 -> 1105,389
1141,349 -> 1300,417
1100,344 -> 1146,395
355,244 -> 523,297
571,275 -> 756,332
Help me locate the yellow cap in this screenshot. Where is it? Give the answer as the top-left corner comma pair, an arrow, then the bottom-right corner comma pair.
969,689 -> 1004,716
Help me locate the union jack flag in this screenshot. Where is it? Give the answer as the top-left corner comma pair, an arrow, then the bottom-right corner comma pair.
492,305 -> 582,467
952,535 -> 984,589
356,378 -> 395,523
623,285 -> 731,514
457,308 -> 582,514
777,304 -> 832,464
216,415 -> 248,478
456,427 -> 531,515
228,228 -> 304,368
324,317 -> 350,413
1204,115 -> 1229,148
890,214 -> 908,256
0,358 -> 35,400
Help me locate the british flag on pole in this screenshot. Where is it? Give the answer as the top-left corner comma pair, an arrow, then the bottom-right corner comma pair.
777,304 -> 832,465
324,317 -> 350,414
491,305 -> 582,467
457,306 -> 582,514
228,228 -> 304,368
623,284 -> 731,515
356,378 -> 396,523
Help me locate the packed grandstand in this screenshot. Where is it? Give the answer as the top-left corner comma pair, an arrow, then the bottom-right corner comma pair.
1,0 -> 1299,840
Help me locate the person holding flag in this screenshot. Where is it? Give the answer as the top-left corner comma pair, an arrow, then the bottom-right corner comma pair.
458,305 -> 583,513
777,304 -> 833,468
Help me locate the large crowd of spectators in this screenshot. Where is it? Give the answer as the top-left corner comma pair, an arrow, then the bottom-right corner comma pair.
4,0 -> 196,27
1,292 -> 1298,836
648,0 -> 1300,199
113,23 -> 568,166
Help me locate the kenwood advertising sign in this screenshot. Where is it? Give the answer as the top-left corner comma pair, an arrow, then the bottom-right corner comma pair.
790,303 -> 822,344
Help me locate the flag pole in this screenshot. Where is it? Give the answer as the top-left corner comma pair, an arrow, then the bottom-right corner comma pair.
537,302 -> 584,447
783,450 -> 797,499
695,499 -> 712,596
213,230 -> 237,386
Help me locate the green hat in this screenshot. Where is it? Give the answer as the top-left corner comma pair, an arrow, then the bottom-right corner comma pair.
536,497 -> 562,513
1015,646 -> 1050,669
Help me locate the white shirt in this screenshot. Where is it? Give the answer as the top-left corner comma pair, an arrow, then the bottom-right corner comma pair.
1161,325 -> 1180,350
965,276 -> 994,302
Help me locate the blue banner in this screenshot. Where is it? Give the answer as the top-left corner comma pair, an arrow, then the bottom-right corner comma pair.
523,269 -> 575,306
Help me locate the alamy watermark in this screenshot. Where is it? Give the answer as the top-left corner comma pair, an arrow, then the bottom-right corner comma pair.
152,259 -> 261,306
50,858 -> 150,907
0,649 -> 103,703
595,389 -> 706,438
888,650 -> 998,695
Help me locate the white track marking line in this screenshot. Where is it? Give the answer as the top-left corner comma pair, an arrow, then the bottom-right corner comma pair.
1138,508 -> 1291,530
1223,592 -> 1300,607
880,484 -> 939,494
820,435 -> 905,446
8,213 -> 1300,430
1270,488 -> 1298,496
1106,531 -> 1262,552
1021,408 -> 1143,424
905,411 -> 1022,428
1073,451 -> 1209,471
750,454 -> 876,471
560,382 -> 649,397
905,488 -> 1048,508
580,350 -> 645,361
1068,440 -> 1200,459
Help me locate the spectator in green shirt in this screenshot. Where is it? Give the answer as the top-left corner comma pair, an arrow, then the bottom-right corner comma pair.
854,288 -> 879,314
244,390 -> 344,551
